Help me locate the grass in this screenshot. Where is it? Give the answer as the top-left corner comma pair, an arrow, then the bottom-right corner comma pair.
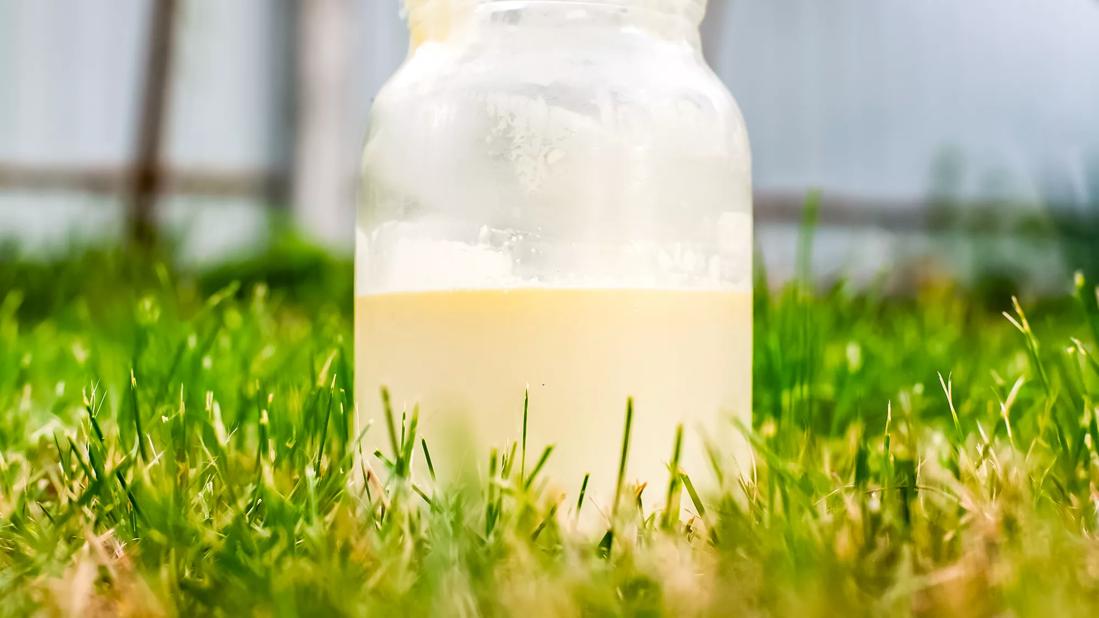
3,234 -> 1099,616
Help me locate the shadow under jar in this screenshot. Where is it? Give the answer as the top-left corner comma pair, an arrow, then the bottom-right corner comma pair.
357,0 -> 752,507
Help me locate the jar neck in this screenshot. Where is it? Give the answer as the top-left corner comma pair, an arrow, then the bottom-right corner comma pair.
407,0 -> 705,49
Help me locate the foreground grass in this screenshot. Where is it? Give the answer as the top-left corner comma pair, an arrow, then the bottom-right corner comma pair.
3,240 -> 1099,616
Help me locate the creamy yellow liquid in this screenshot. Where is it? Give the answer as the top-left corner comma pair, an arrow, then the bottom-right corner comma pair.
355,288 -> 751,507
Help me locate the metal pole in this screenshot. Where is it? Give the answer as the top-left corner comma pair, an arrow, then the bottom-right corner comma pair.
293,0 -> 353,248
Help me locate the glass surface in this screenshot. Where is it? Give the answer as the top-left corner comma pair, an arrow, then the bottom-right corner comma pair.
357,0 -> 753,499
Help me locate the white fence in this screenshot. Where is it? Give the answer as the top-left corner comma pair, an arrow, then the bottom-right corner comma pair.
1,0 -> 1097,277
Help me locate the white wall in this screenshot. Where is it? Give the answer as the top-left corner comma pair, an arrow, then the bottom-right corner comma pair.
1,0 -> 1098,259
713,0 -> 1099,203
0,0 -> 148,167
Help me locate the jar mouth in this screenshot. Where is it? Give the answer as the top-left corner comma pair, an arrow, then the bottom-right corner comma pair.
477,0 -> 707,25
404,0 -> 706,47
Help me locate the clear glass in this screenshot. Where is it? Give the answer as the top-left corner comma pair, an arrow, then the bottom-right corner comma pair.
357,0 -> 752,500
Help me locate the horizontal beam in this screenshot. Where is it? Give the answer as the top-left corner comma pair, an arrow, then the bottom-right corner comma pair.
755,192 -> 929,230
0,164 -> 1085,236
0,164 -> 288,200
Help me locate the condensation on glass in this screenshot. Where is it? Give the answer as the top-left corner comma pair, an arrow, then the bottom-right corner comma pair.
357,0 -> 753,502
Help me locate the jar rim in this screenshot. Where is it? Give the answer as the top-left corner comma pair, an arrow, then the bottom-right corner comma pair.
477,0 -> 707,24
404,0 -> 707,45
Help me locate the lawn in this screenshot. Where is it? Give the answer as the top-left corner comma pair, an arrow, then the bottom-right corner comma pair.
3,230 -> 1099,617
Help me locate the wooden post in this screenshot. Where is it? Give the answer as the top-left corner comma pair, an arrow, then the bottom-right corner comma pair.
129,0 -> 178,245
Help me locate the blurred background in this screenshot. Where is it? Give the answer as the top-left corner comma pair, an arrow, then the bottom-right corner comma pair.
1,0 -> 1097,291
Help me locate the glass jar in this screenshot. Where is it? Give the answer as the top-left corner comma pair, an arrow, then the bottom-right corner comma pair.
357,0 -> 752,501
